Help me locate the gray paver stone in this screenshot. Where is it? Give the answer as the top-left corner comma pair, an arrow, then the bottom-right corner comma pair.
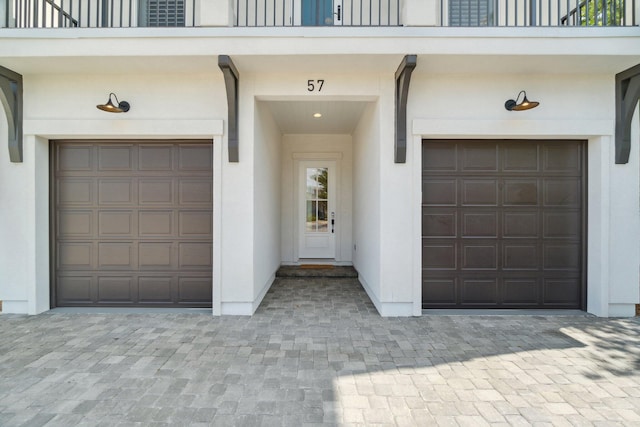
0,276 -> 639,426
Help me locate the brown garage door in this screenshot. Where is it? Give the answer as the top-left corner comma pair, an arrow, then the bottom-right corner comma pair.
422,140 -> 585,309
53,140 -> 213,307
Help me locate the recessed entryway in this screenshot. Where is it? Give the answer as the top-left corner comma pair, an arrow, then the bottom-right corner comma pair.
421,139 -> 586,309
52,140 -> 213,308
258,99 -> 374,267
250,96 -> 383,314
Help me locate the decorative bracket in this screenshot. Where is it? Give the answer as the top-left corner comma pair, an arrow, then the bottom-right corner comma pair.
218,55 -> 239,163
0,65 -> 23,163
615,63 -> 640,164
394,55 -> 417,164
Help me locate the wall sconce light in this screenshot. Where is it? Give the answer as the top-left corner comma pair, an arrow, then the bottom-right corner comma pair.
505,90 -> 539,111
97,93 -> 130,113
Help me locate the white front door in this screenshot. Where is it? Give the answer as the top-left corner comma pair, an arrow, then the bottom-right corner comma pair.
298,161 -> 336,259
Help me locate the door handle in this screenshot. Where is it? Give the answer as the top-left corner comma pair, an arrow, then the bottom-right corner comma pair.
335,5 -> 341,21
331,212 -> 335,233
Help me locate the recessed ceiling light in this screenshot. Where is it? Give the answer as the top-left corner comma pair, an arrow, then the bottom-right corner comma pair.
313,113 -> 322,118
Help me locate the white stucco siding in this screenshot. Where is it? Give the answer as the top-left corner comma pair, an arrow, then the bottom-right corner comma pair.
218,158 -> 255,314
408,73 -> 613,124
0,121 -> 31,313
2,29 -> 639,66
587,137 -> 610,317
253,101 -> 282,308
24,72 -> 224,121
353,102 -> 382,304
608,104 -> 640,317
378,76 -> 415,316
586,130 -> 640,318
32,136 -> 50,315
0,134 -> 49,314
219,76 -> 256,314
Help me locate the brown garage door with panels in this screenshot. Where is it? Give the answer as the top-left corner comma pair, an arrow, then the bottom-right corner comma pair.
53,140 -> 213,307
422,140 -> 585,309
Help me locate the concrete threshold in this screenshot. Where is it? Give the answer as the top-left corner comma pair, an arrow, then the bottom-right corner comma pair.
48,307 -> 212,314
422,309 -> 591,316
276,265 -> 358,278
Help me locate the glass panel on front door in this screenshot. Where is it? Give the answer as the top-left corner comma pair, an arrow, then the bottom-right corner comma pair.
305,168 -> 329,232
302,0 -> 334,25
298,160 -> 336,260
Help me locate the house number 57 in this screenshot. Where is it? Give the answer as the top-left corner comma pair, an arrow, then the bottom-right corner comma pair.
307,79 -> 324,92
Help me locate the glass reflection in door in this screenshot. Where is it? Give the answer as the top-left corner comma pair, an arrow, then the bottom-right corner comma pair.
305,167 -> 328,232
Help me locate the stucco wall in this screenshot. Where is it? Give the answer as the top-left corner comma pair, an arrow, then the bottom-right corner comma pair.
408,73 -> 612,123
0,126 -> 31,313
378,76 -> 415,315
607,105 -> 640,316
25,72 -> 224,121
253,101 -> 282,306
353,102 -> 382,305
219,75 -> 256,314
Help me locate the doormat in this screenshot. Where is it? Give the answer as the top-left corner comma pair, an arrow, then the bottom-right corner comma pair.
300,265 -> 334,269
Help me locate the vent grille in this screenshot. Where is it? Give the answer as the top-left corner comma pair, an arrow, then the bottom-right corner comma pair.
449,0 -> 495,26
145,0 -> 185,27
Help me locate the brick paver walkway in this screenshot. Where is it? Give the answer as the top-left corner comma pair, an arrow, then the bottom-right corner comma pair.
1,277 -> 639,426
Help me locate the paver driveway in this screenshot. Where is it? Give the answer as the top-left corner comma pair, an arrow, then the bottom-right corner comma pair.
1,277 -> 639,426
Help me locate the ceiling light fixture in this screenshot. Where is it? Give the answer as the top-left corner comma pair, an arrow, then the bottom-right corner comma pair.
313,112 -> 322,118
505,90 -> 539,111
97,93 -> 130,113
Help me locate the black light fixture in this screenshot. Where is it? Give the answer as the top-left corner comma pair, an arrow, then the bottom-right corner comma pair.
505,90 -> 539,111
97,93 -> 130,113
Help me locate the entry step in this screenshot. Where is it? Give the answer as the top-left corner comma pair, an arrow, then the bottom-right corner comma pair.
276,265 -> 358,278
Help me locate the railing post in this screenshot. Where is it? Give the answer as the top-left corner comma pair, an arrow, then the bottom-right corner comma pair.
402,0 -> 440,26
197,0 -> 234,26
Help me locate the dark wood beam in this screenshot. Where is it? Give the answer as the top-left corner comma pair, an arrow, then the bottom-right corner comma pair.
395,55 -> 417,163
0,65 -> 23,163
615,63 -> 640,164
218,55 -> 240,163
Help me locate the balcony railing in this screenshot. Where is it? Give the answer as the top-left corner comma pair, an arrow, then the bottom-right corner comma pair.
2,0 -> 197,28
443,0 -> 636,27
1,0 -> 637,28
236,0 -> 401,26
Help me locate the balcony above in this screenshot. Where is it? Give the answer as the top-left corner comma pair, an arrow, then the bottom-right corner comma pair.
1,0 -> 638,29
